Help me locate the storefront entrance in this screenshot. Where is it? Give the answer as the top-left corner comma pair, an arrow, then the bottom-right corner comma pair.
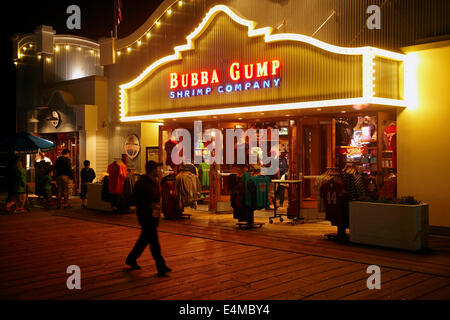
153,107 -> 397,222
39,132 -> 80,195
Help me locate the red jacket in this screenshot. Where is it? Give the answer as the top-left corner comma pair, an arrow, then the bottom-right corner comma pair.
107,161 -> 127,195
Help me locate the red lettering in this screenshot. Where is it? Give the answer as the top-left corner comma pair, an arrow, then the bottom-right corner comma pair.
191,73 -> 199,86
271,60 -> 281,75
229,62 -> 240,81
181,74 -> 189,88
211,69 -> 219,84
170,73 -> 178,89
201,71 -> 209,85
244,64 -> 254,79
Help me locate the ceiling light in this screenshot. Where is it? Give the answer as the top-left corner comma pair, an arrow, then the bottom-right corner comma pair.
28,115 -> 39,123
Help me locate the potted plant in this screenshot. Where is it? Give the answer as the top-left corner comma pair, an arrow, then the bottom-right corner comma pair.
349,196 -> 429,251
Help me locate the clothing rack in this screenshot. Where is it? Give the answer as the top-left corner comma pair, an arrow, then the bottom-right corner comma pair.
270,179 -> 303,224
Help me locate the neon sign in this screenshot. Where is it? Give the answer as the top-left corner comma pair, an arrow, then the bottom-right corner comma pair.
169,59 -> 281,99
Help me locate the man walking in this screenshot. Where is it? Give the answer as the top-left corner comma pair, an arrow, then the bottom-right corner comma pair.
126,160 -> 171,277
54,149 -> 73,209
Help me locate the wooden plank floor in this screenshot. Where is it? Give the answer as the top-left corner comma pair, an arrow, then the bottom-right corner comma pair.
0,206 -> 449,300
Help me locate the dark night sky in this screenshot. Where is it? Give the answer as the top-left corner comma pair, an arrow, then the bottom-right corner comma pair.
3,0 -> 165,135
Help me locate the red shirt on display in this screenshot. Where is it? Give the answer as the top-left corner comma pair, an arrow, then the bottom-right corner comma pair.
165,139 -> 179,168
320,179 -> 347,227
107,161 -> 127,195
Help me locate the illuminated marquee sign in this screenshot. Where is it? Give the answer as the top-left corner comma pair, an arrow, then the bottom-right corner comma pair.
169,60 -> 281,99
118,5 -> 406,122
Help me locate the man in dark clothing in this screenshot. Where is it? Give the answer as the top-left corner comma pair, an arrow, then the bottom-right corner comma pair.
80,160 -> 96,208
126,160 -> 171,277
54,149 -> 73,209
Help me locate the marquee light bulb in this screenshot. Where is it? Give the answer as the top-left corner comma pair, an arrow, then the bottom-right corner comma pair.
146,32 -> 151,38
167,9 -> 172,15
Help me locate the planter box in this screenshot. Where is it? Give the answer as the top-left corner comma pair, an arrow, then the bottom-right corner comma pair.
349,201 -> 429,251
87,183 -> 113,211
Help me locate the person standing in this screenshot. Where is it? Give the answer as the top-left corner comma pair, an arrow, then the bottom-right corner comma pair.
80,160 -> 96,208
41,169 -> 54,206
35,152 -> 52,201
126,160 -> 171,277
5,156 -> 27,213
54,149 -> 73,209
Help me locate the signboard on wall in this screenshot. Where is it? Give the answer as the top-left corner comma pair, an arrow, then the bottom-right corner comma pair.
124,134 -> 140,160
119,5 -> 405,121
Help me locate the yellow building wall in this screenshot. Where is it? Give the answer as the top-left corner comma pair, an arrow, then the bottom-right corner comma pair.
398,42 -> 450,228
140,122 -> 160,173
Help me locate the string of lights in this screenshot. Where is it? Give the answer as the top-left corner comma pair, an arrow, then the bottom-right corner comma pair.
116,0 -> 186,57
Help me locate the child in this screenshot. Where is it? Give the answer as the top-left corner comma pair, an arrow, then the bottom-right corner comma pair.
80,160 -> 96,208
41,169 -> 54,206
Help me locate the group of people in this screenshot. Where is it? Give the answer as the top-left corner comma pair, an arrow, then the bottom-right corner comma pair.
6,150 -> 169,276
5,149 -> 96,213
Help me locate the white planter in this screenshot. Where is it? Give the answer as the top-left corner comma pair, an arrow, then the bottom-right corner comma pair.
349,201 -> 429,251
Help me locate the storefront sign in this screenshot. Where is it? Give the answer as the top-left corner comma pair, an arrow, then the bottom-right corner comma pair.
119,5 -> 406,121
169,60 -> 281,99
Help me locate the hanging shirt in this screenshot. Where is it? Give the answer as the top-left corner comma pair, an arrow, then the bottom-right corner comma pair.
197,162 -> 210,188
107,161 -> 127,195
243,172 -> 271,210
320,180 -> 347,227
165,139 -> 179,167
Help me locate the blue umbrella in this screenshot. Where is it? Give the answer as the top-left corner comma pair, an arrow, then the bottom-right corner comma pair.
0,131 -> 55,154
